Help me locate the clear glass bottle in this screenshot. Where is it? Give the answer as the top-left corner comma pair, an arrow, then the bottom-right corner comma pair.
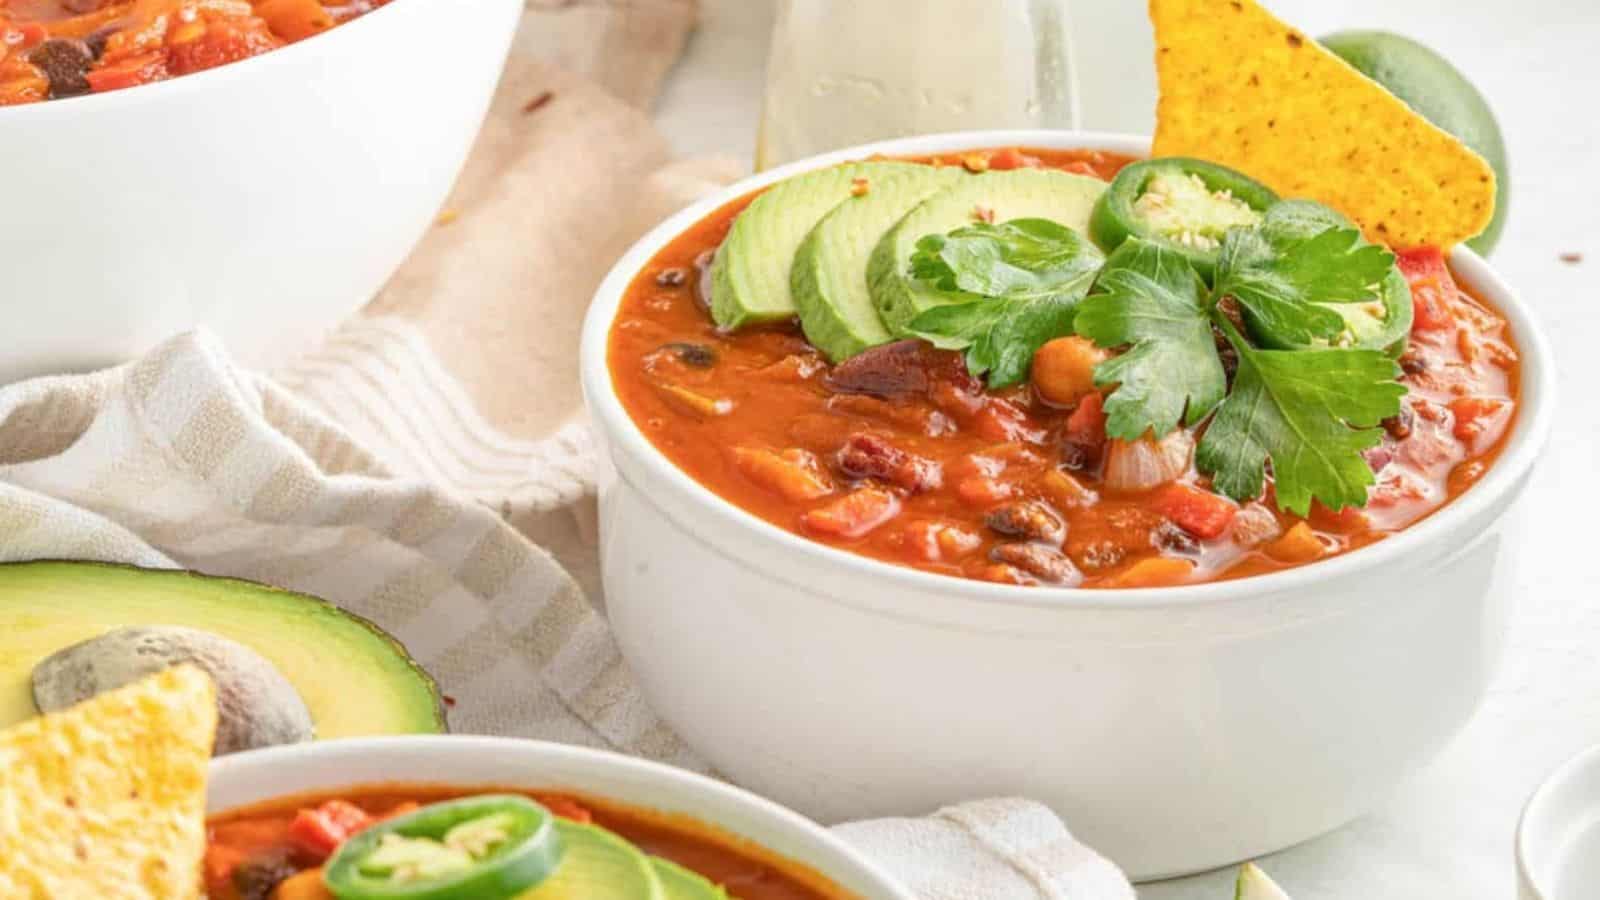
755,0 -> 1082,170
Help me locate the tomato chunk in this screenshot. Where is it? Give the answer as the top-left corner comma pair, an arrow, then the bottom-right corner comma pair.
1397,247 -> 1457,333
1449,396 -> 1511,450
802,486 -> 901,539
287,800 -> 373,860
1151,483 -> 1236,539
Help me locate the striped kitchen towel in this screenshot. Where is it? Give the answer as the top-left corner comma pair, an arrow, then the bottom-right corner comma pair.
0,330 -> 1135,899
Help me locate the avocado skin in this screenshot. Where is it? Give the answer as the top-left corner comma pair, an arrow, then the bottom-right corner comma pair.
1322,30 -> 1510,255
0,560 -> 446,736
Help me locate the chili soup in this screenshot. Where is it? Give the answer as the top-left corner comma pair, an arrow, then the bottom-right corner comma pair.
607,147 -> 1521,589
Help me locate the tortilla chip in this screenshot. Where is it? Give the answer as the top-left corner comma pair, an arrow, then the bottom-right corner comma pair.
1150,0 -> 1496,249
0,665 -> 216,899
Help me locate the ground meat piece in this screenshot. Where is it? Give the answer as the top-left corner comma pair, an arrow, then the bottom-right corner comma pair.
1230,503 -> 1282,548
30,39 -> 93,99
1399,345 -> 1429,376
1152,520 -> 1200,555
1362,443 -> 1395,474
836,433 -> 942,493
233,850 -> 302,900
1073,540 -> 1126,571
991,543 -> 1080,584
985,500 -> 1066,545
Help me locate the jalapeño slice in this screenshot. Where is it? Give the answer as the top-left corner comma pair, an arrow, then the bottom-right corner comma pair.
1090,158 -> 1278,278
1239,200 -> 1413,355
323,795 -> 564,900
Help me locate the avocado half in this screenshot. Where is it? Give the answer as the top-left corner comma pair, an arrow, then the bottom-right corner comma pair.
0,561 -> 446,738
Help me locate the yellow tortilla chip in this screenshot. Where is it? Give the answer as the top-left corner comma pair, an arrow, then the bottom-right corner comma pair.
0,665 -> 216,900
1150,0 -> 1496,249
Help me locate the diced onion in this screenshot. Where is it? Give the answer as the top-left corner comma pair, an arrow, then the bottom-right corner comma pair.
1102,430 -> 1194,492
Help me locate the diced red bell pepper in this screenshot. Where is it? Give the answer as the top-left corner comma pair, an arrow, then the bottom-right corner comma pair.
1065,392 -> 1107,445
1151,483 -> 1237,539
1449,396 -> 1511,449
540,795 -> 594,824
802,486 -> 901,539
1396,247 -> 1457,333
287,799 -> 374,861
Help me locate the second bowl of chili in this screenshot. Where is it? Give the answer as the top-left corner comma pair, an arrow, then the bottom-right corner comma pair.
579,130 -> 1556,880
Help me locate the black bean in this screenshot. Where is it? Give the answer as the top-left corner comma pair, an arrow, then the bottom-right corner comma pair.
232,850 -> 302,900
661,342 -> 716,368
655,267 -> 689,287
985,500 -> 1066,545
30,39 -> 93,99
991,543 -> 1080,584
1152,520 -> 1200,555
1383,401 -> 1414,440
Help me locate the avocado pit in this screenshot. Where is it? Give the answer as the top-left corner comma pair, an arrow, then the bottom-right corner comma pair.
31,625 -> 314,755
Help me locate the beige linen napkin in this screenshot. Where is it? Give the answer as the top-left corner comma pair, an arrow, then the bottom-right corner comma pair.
0,0 -> 1135,895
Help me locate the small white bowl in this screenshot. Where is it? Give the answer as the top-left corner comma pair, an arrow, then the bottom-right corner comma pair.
208,735 -> 914,900
1518,744 -> 1600,900
0,0 -> 520,383
579,130 -> 1558,880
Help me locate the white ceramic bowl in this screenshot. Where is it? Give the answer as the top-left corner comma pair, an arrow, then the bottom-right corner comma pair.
1517,744 -> 1600,900
208,735 -> 913,900
579,130 -> 1557,880
0,0 -> 520,384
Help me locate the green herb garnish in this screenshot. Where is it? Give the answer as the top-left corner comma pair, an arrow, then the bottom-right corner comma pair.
1075,239 -> 1226,440
906,218 -> 1105,388
1213,201 -> 1399,349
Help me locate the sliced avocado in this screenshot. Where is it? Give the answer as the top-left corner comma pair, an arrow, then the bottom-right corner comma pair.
0,561 -> 444,740
651,857 -> 729,899
867,168 -> 1108,335
710,161 -> 927,330
791,166 -> 966,361
1234,863 -> 1292,900
524,821 -> 664,899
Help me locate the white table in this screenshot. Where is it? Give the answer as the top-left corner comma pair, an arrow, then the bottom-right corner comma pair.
655,1 -> 1600,896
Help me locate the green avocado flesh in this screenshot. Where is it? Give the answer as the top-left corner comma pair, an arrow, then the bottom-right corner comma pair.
525,821 -> 664,899
867,168 -> 1107,335
710,161 -> 928,330
0,561 -> 444,738
1234,863 -> 1292,900
791,166 -> 967,362
651,858 -> 728,899
1321,30 -> 1509,255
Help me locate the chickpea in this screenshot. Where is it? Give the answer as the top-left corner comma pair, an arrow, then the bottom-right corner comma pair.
1031,336 -> 1107,406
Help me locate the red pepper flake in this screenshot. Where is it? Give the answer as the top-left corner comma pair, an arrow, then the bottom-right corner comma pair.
522,90 -> 554,114
442,694 -> 458,707
1559,251 -> 1583,264
972,204 -> 996,224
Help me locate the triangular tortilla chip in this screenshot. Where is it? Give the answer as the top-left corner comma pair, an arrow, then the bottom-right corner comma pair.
1150,0 -> 1496,249
0,665 -> 216,899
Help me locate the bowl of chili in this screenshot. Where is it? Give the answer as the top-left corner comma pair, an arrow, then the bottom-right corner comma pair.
204,734 -> 913,900
578,130 -> 1557,879
0,0 -> 519,382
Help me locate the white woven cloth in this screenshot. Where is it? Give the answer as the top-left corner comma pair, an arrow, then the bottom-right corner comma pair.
0,330 -> 1135,898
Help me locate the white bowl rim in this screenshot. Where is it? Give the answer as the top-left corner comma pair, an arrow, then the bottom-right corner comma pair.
209,734 -> 917,900
579,128 -> 1558,613
1515,742 -> 1600,900
0,0 -> 420,122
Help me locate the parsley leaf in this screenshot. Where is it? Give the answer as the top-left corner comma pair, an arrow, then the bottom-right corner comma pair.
1197,319 -> 1406,515
1074,239 -> 1226,440
907,219 -> 1104,388
1215,201 -> 1399,349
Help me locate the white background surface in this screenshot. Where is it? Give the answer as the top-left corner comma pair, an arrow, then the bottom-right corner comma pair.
654,1 -> 1600,896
